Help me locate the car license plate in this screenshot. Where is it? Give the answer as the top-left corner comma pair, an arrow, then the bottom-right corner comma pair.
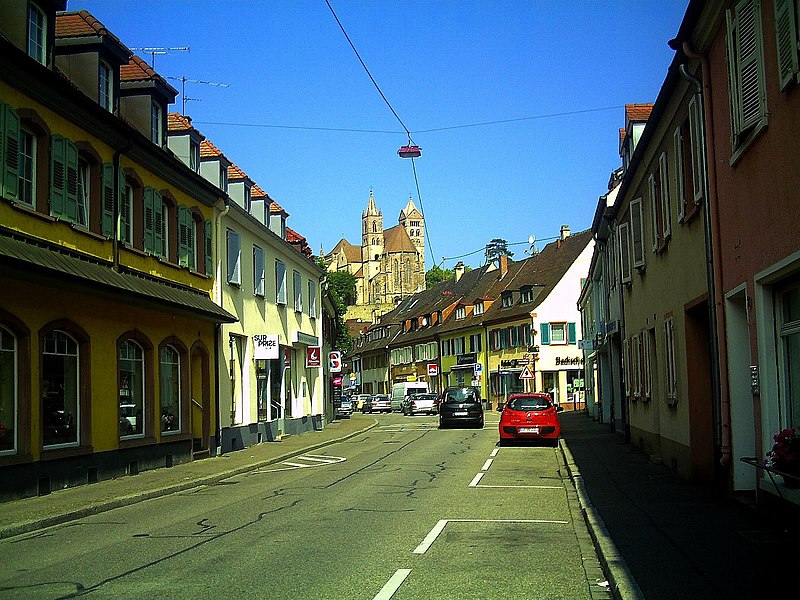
518,427 -> 540,434
453,411 -> 468,416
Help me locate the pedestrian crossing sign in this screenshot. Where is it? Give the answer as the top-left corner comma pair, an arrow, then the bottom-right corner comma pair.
519,365 -> 534,379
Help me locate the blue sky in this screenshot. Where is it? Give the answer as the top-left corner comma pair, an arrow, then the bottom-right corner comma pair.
71,0 -> 687,269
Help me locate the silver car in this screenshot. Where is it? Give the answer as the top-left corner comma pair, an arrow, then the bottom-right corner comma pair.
402,393 -> 438,416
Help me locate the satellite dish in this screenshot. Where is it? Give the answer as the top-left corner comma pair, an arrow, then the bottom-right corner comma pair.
528,235 -> 536,245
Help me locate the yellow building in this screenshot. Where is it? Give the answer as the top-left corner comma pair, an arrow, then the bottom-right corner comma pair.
0,5 -> 235,500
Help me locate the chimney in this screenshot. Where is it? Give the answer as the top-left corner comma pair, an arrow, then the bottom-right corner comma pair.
499,254 -> 509,278
454,261 -> 465,282
560,225 -> 571,240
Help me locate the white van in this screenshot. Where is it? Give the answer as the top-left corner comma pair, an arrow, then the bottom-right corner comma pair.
391,382 -> 429,412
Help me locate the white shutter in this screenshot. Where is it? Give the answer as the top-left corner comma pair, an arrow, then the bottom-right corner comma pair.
630,198 -> 646,268
774,0 -> 800,90
659,152 -> 671,240
673,126 -> 686,222
688,96 -> 705,205
648,175 -> 659,253
619,222 -> 632,284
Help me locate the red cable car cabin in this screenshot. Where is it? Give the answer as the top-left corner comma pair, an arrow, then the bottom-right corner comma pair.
398,145 -> 421,158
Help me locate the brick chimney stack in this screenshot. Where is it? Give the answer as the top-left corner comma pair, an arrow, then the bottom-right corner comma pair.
454,261 -> 466,282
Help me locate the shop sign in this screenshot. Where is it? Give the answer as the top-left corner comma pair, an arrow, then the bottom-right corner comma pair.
306,346 -> 321,368
332,375 -> 343,386
427,364 -> 439,376
457,353 -> 477,366
296,331 -> 319,346
501,359 -> 520,368
555,356 -> 583,366
328,350 -> 342,372
253,334 -> 280,360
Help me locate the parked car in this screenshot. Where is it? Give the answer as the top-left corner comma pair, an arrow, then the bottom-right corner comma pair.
352,394 -> 372,412
498,393 -> 562,445
438,386 -> 483,428
364,394 -> 392,414
335,397 -> 353,419
391,382 -> 429,412
402,393 -> 438,416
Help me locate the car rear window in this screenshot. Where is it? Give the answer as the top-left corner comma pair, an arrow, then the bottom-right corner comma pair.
443,388 -> 478,403
507,396 -> 551,411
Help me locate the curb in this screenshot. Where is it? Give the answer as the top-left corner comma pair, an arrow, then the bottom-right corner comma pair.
0,420 -> 378,540
559,439 -> 645,600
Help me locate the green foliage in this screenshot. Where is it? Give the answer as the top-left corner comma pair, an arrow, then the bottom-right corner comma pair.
426,265 -> 454,288
328,270 -> 357,306
485,238 -> 513,264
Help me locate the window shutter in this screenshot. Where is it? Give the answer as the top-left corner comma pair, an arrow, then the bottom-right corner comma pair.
50,135 -> 66,217
143,187 -> 155,253
659,152 -> 671,239
540,323 -> 551,345
648,176 -> 659,252
643,331 -> 652,400
64,139 -> 79,222
775,0 -> 799,90
153,190 -> 164,258
673,126 -> 685,222
567,322 -> 577,345
734,0 -> 766,131
688,96 -> 705,205
101,163 -> 114,236
630,199 -> 645,268
204,220 -> 213,275
1,103 -> 20,201
178,206 -> 190,267
619,222 -> 632,283
726,8 -> 743,138
187,214 -> 196,269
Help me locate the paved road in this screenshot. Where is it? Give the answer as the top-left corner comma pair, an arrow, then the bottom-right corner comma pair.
0,413 -> 611,600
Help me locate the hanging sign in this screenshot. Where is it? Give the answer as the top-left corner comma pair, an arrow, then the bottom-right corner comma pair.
253,334 -> 280,360
306,346 -> 321,368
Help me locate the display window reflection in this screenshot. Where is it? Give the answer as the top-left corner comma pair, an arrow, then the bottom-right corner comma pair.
159,346 -> 180,433
42,330 -> 79,448
119,340 -> 144,438
0,326 -> 17,454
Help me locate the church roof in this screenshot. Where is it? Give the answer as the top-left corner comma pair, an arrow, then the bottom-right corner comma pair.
363,190 -> 381,217
384,225 -> 417,254
329,239 -> 362,264
399,196 -> 422,220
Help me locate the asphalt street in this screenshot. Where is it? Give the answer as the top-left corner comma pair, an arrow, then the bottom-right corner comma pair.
0,413 -> 610,600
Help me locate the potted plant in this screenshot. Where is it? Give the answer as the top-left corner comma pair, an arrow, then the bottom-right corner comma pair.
766,425 -> 800,488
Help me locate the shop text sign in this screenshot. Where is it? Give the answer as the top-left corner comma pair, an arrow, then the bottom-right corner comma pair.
253,334 -> 279,360
306,346 -> 321,368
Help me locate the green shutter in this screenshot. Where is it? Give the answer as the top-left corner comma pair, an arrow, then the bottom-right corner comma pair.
101,163 -> 114,237
204,220 -> 213,275
64,139 -> 79,223
540,323 -> 551,345
50,135 -> 66,217
187,212 -> 195,269
143,187 -> 155,253
774,0 -> 799,90
118,168 -> 127,243
178,206 -> 189,267
1,103 -> 20,202
153,190 -> 164,258
567,322 -> 577,345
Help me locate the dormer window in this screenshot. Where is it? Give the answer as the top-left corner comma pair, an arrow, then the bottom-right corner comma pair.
501,292 -> 513,308
99,60 -> 113,112
244,185 -> 252,212
150,102 -> 163,145
455,306 -> 466,320
28,3 -> 47,64
220,165 -> 228,193
189,139 -> 200,172
473,301 -> 484,315
521,286 -> 534,304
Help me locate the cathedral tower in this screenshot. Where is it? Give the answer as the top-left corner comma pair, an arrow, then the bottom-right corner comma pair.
398,196 -> 425,267
361,191 -> 383,301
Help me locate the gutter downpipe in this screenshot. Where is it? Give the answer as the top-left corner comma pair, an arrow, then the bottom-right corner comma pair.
681,41 -> 731,469
112,138 -> 133,272
215,199 -> 231,456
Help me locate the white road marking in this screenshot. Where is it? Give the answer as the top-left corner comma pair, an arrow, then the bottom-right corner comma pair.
373,569 -> 412,600
472,484 -> 562,489
481,458 -> 493,471
490,448 -> 499,457
282,461 -> 311,468
255,454 -> 346,474
413,519 -> 569,555
468,473 -> 485,487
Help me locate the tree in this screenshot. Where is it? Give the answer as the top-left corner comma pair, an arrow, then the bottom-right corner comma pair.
426,265 -> 454,288
327,270 -> 357,306
485,238 -> 513,265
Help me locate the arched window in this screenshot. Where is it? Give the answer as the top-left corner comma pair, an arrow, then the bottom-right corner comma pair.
405,260 -> 412,285
0,326 -> 17,455
42,330 -> 79,448
159,345 -> 181,433
119,340 -> 145,438
372,221 -> 377,233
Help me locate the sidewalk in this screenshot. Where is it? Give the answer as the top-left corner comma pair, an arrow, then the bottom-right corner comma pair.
0,415 -> 376,540
559,411 -> 798,600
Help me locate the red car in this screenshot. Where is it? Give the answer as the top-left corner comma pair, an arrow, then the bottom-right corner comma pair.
498,393 -> 563,445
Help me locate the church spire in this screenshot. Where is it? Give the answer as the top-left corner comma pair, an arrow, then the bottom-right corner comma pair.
363,190 -> 380,217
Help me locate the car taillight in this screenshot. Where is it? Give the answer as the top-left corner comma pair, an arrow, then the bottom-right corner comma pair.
410,401 -> 416,407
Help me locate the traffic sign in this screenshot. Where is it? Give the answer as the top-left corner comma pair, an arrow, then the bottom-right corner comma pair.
519,365 -> 535,380
329,351 -> 342,372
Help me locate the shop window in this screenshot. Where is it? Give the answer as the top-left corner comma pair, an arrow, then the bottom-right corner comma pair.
119,340 -> 145,438
159,345 -> 181,434
42,330 -> 80,448
0,325 -> 17,455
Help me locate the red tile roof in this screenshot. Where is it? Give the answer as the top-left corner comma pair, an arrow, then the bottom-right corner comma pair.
619,128 -> 627,144
168,112 -> 194,132
625,103 -> 654,122
55,11 -> 128,55
120,54 -> 178,95
270,200 -> 288,216
200,139 -> 226,159
251,183 -> 267,198
227,163 -> 253,183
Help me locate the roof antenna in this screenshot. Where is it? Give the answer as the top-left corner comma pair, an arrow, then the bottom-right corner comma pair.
129,46 -> 190,68
166,76 -> 230,115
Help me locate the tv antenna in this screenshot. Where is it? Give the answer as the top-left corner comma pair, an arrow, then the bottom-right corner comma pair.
166,76 -> 231,115
129,46 -> 190,68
